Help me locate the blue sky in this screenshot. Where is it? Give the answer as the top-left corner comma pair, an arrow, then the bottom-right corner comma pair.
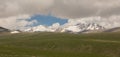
30,15 -> 68,26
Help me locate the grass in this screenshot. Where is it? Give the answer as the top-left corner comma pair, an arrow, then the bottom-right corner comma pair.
0,32 -> 120,57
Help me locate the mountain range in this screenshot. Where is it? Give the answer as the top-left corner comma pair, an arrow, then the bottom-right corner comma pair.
1,22 -> 120,34
24,23 -> 106,33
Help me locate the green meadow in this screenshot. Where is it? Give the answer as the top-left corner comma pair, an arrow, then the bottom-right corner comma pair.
0,32 -> 120,57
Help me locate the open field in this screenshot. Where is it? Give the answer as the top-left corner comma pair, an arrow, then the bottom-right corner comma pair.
0,32 -> 120,57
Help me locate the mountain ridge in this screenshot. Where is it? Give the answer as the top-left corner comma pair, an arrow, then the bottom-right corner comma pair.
0,27 -> 10,33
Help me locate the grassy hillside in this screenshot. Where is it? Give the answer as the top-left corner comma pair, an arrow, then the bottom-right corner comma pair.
0,32 -> 120,57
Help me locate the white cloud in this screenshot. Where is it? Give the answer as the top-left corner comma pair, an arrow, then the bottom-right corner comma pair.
0,0 -> 54,30
0,15 -> 37,30
49,23 -> 60,29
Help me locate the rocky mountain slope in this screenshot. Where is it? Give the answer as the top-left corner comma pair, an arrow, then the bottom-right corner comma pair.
0,27 -> 10,33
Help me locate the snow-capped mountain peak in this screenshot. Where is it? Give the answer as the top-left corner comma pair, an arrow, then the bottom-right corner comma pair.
86,23 -> 105,30
61,23 -> 105,33
24,23 -> 105,33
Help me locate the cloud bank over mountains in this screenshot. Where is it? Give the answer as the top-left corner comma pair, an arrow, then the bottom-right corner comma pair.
0,0 -> 120,30
0,15 -> 37,30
